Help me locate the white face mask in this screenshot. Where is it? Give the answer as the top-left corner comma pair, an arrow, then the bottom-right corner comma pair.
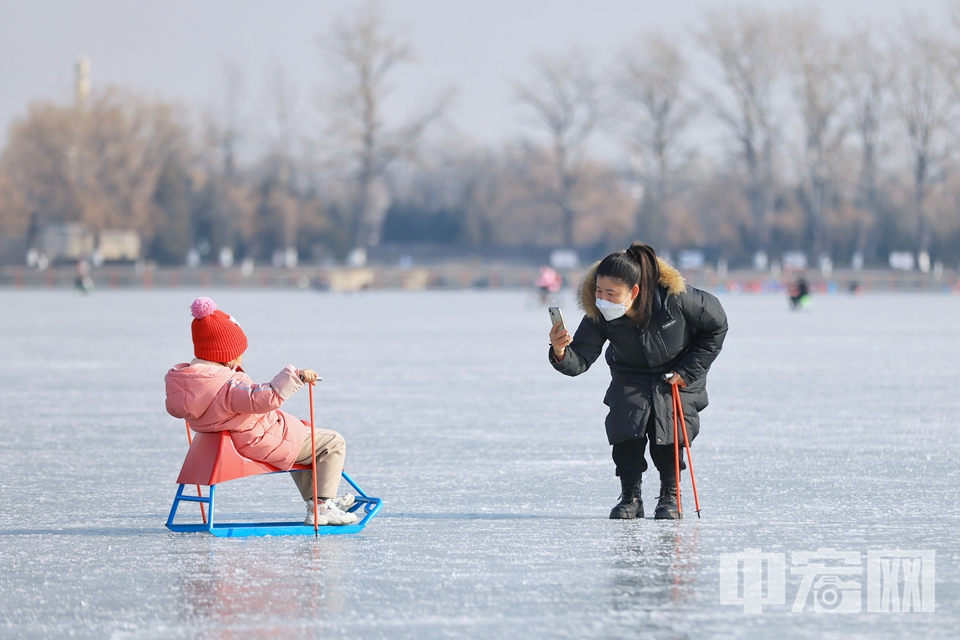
596,298 -> 629,321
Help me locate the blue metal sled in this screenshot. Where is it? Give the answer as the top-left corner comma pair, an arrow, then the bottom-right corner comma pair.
166,469 -> 382,537
166,422 -> 381,537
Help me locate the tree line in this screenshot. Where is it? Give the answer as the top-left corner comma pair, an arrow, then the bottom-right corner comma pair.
3,3 -> 960,269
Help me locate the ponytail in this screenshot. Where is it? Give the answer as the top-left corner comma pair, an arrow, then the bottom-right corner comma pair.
596,241 -> 660,327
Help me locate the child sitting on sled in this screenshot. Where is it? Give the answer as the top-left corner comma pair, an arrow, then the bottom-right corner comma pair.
164,297 -> 356,526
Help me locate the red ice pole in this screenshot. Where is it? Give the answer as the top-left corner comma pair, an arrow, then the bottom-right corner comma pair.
184,423 -> 207,524
672,388 -> 683,517
672,383 -> 701,518
309,382 -> 319,537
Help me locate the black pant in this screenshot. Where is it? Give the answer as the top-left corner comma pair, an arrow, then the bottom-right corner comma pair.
612,414 -> 685,485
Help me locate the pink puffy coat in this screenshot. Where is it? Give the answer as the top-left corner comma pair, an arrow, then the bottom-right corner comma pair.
164,361 -> 309,470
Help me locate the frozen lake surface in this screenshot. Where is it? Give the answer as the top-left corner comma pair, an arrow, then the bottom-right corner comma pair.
1,289 -> 958,639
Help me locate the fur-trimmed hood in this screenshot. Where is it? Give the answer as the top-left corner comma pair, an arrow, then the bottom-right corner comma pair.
579,257 -> 686,321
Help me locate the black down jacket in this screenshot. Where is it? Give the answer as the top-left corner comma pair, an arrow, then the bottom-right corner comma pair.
550,258 -> 728,446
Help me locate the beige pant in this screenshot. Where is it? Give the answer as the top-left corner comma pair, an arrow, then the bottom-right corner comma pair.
291,428 -> 346,501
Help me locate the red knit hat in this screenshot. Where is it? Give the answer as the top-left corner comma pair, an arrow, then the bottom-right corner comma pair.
190,297 -> 248,363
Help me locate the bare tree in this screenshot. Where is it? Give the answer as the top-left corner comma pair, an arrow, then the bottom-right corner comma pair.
206,63 -> 246,181
841,30 -> 892,266
263,66 -> 301,252
0,167 -> 28,239
515,50 -> 601,248
895,22 -> 956,264
321,1 -> 451,254
613,33 -> 696,251
1,89 -> 189,237
263,65 -> 300,184
698,9 -> 781,264
787,12 -> 848,261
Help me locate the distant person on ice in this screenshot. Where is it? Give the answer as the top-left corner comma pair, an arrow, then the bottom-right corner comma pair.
164,297 -> 357,526
548,243 -> 727,520
789,276 -> 810,309
535,265 -> 563,304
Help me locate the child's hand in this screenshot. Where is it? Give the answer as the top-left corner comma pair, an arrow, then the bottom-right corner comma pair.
299,369 -> 319,384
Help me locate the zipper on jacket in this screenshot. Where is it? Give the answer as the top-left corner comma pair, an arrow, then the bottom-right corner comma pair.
655,332 -> 669,361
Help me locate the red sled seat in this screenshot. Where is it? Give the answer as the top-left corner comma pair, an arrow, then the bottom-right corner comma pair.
176,430 -> 310,486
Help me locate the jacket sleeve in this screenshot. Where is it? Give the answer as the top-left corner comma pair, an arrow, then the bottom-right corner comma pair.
672,288 -> 728,384
550,315 -> 607,376
221,366 -> 304,414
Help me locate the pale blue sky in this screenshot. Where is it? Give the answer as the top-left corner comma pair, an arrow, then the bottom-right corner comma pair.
0,0 -> 946,152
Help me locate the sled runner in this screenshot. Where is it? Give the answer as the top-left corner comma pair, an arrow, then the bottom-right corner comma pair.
166,384 -> 381,537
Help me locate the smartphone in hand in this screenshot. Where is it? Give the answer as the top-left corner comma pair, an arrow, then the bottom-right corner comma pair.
548,306 -> 565,332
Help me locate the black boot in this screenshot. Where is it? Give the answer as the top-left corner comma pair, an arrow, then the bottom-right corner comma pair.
654,481 -> 682,520
609,477 -> 643,519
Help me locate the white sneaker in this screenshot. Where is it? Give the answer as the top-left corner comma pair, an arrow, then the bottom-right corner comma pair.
305,499 -> 358,526
318,499 -> 359,525
333,493 -> 356,511
304,501 -> 329,526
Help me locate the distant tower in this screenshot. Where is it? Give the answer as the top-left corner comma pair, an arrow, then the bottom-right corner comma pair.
75,54 -> 91,108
